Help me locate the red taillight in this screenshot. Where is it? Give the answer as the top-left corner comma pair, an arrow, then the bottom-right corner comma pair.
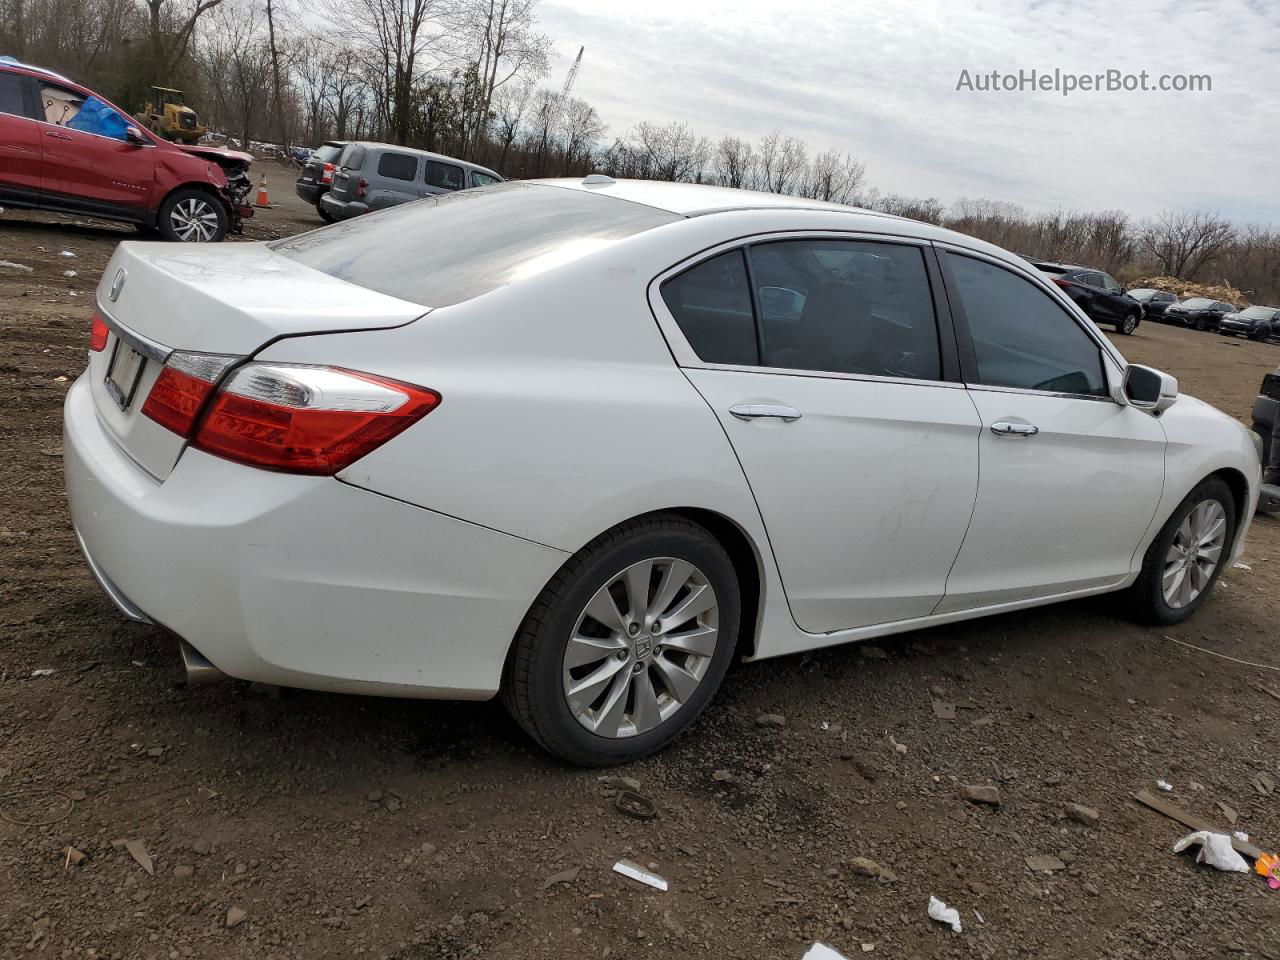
191,364 -> 439,475
1051,278 -> 1073,289
321,162 -> 335,184
357,178 -> 368,198
90,311 -> 110,352
141,352 -> 239,437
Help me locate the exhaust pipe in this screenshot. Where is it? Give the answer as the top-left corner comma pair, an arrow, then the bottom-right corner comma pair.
178,640 -> 226,686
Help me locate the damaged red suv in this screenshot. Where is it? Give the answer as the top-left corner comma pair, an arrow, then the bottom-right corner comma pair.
0,58 -> 253,242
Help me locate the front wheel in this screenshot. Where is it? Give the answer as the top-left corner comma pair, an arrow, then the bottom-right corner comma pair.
157,188 -> 228,242
1118,311 -> 1139,335
502,514 -> 741,766
1128,477 -> 1235,624
1251,324 -> 1272,342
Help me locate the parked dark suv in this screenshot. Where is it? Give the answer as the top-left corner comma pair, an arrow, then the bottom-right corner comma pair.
1164,297 -> 1236,331
1028,261 -> 1142,334
1219,305 -> 1278,342
1126,288 -> 1179,321
294,140 -> 348,222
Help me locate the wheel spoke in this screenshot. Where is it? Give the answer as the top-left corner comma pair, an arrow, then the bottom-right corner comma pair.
630,669 -> 662,734
652,654 -> 700,703
649,559 -> 693,620
659,623 -> 717,659
661,583 -> 716,631
566,656 -> 627,713
623,560 -> 653,622
583,586 -> 627,635
565,633 -> 624,669
591,670 -> 631,737
1178,566 -> 1195,607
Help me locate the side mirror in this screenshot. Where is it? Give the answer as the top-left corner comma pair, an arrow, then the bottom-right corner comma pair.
1123,364 -> 1178,415
124,126 -> 151,146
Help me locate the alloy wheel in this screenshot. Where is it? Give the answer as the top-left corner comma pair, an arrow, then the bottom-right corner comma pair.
169,197 -> 221,242
562,557 -> 719,739
1121,313 -> 1137,334
1161,499 -> 1227,609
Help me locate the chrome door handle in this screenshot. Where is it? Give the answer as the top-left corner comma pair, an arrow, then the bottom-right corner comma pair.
45,130 -> 74,141
990,420 -> 1039,437
729,403 -> 802,422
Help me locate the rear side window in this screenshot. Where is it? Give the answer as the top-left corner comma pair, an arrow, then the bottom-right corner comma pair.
947,253 -> 1107,398
426,160 -> 464,191
471,171 -> 501,187
661,251 -> 758,366
377,152 -> 418,181
272,182 -> 679,308
0,73 -> 28,117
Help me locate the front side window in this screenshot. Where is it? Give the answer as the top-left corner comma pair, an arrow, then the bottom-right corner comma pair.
425,160 -> 464,191
1100,274 -> 1122,294
947,253 -> 1107,398
749,240 -> 941,380
0,73 -> 28,117
660,250 -> 758,366
376,152 -> 418,181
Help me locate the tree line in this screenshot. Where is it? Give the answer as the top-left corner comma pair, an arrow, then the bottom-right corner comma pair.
2,0 -> 1277,303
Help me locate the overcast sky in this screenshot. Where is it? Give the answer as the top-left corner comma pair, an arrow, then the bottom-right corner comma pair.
536,0 -> 1280,224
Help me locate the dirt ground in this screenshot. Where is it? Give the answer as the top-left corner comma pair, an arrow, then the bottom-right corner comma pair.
2,169 -> 1279,960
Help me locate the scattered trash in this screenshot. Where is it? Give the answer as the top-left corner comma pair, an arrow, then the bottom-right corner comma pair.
541,865 -> 581,890
124,838 -> 154,875
0,786 -> 75,826
615,790 -> 657,820
613,859 -> 667,891
927,895 -> 962,933
931,699 -> 956,720
62,270 -> 77,278
30,668 -> 54,677
1253,773 -> 1275,796
63,846 -> 86,869
712,769 -> 735,782
1161,635 -> 1280,673
802,944 -> 849,960
1025,854 -> 1066,873
756,713 -> 787,728
888,734 -> 907,755
226,906 -> 247,928
974,909 -> 986,925
848,857 -> 895,881
1157,780 -> 1174,792
1234,831 -> 1250,842
59,250 -> 77,258
0,260 -> 33,272
1234,562 -> 1252,571
1133,789 -> 1263,859
1065,802 -> 1100,827
601,774 -> 641,792
52,376 -> 68,383
1172,830 -> 1250,873
1256,852 -> 1280,889
1217,801 -> 1238,824
959,784 -> 1001,806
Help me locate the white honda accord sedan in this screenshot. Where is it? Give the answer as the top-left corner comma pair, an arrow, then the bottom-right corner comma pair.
66,177 -> 1261,764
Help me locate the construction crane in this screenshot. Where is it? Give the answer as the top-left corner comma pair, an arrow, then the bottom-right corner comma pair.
554,46 -> 584,131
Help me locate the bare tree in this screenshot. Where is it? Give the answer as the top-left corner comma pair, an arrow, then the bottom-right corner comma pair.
630,121 -> 709,182
712,136 -> 755,189
1138,210 -> 1237,278
801,149 -> 866,204
756,132 -> 807,194
323,45 -> 369,140
142,0 -> 226,86
489,80 -> 530,171
557,95 -> 603,174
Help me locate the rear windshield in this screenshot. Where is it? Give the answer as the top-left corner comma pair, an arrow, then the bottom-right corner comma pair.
313,143 -> 344,162
271,182 -> 680,308
339,144 -> 367,169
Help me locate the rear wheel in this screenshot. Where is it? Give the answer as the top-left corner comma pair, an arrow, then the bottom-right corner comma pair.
1128,477 -> 1235,624
157,188 -> 228,243
502,514 -> 740,766
1118,311 -> 1139,335
316,201 -> 335,223
1192,317 -> 1208,332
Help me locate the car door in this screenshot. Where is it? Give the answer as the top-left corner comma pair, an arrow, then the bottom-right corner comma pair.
424,159 -> 465,196
35,80 -> 155,214
369,149 -> 420,207
0,71 -> 43,202
1099,272 -> 1127,318
935,249 -> 1166,611
1078,272 -> 1115,322
655,236 -> 982,634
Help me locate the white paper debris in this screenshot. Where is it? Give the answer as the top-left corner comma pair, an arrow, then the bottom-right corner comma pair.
60,250 -> 77,258
612,859 -> 668,891
1157,780 -> 1173,792
928,895 -> 962,933
802,944 -> 850,960
0,260 -> 33,272
62,270 -> 77,277
31,668 -> 55,677
1233,831 -> 1249,843
1172,830 -> 1250,873
1233,562 -> 1252,571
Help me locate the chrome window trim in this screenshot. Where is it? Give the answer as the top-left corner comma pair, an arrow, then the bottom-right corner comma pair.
647,229 -> 952,387
95,299 -> 171,363
964,382 -> 1116,404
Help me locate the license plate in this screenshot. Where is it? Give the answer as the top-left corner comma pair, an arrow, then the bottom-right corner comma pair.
104,340 -> 147,410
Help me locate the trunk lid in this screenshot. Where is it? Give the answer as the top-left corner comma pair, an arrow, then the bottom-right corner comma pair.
88,241 -> 428,481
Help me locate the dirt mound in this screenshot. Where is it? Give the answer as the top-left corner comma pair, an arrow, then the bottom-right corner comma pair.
1131,275 -> 1245,304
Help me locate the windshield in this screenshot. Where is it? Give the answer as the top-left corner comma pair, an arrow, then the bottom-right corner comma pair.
1239,306 -> 1275,319
1181,298 -> 1213,308
271,182 -> 680,308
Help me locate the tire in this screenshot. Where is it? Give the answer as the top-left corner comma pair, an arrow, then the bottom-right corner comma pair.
157,188 -> 228,243
1128,477 -> 1235,625
501,513 -> 741,766
1118,311 -> 1139,335
1192,317 -> 1207,332
316,201 -> 335,224
1251,324 -> 1272,343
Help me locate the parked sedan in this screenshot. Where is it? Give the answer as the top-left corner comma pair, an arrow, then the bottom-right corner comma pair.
1220,305 -> 1279,342
1165,297 -> 1237,331
1029,262 -> 1143,334
1127,288 -> 1179,320
66,178 -> 1261,765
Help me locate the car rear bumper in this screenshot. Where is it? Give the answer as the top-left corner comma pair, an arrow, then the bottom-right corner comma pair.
63,373 -> 566,700
318,193 -> 369,220
294,181 -> 324,204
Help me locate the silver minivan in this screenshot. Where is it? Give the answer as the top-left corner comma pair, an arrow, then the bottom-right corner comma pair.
319,142 -> 502,220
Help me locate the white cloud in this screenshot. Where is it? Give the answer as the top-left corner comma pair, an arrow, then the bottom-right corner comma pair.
537,0 -> 1280,223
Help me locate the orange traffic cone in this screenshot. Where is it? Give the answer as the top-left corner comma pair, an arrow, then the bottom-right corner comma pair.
254,175 -> 270,208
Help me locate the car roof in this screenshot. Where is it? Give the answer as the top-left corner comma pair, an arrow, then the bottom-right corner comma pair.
0,55 -> 71,83
348,141 -> 499,177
